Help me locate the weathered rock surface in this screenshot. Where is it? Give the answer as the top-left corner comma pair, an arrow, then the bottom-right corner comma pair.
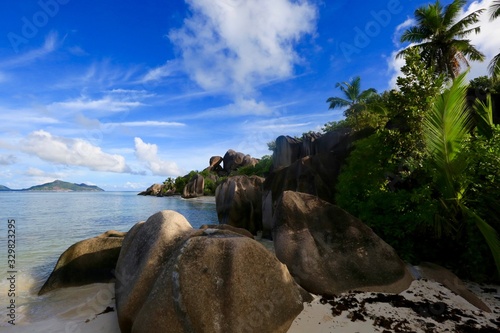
223,149 -> 259,173
215,175 -> 264,235
273,191 -> 413,296
138,183 -> 175,196
182,174 -> 205,198
262,152 -> 342,236
38,230 -> 126,295
412,262 -> 491,312
199,223 -> 254,239
272,128 -> 352,170
138,183 -> 163,196
204,155 -> 224,174
115,210 -> 305,333
263,129 -> 367,236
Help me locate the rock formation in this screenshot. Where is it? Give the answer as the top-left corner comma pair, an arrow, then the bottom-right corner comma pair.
272,191 -> 413,296
115,210 -> 305,333
215,175 -> 264,235
182,174 -> 205,198
263,129 -> 368,236
38,230 -> 126,295
222,149 -> 259,173
199,223 -> 254,239
272,128 -> 352,170
204,156 -> 224,174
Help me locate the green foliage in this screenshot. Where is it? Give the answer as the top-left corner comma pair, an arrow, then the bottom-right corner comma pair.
423,74 -> 500,277
469,76 -> 500,94
322,119 -> 350,133
336,60 -> 500,281
235,155 -> 272,177
174,170 -> 198,193
267,140 -> 276,153
336,131 -> 438,263
326,76 -> 379,131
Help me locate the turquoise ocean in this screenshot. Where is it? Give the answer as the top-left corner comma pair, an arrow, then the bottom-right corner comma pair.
0,191 -> 218,327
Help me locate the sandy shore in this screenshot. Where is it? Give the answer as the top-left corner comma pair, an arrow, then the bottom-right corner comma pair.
2,278 -> 498,333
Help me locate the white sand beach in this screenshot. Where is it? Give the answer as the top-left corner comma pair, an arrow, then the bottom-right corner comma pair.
2,279 -> 498,333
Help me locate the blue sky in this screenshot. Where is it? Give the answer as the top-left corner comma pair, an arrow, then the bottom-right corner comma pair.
0,0 -> 499,190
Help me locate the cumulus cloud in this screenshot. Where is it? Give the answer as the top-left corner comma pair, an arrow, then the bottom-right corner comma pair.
134,137 -> 182,176
167,0 -> 317,94
21,130 -> 131,173
387,0 -> 500,88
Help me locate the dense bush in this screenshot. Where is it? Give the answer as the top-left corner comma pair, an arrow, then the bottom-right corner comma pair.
235,155 -> 272,178
336,71 -> 500,282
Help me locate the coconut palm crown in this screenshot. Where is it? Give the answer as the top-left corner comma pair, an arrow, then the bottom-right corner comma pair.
326,76 -> 377,128
489,1 -> 500,79
398,0 -> 485,79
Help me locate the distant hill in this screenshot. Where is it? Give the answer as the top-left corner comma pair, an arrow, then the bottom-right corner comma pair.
25,180 -> 104,192
0,185 -> 11,191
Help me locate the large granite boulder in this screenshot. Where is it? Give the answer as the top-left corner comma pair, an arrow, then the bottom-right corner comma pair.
272,136 -> 301,171
138,183 -> 164,196
38,230 -> 126,295
262,152 -> 342,236
199,223 -> 254,239
115,210 -> 305,333
273,191 -> 413,295
182,174 -> 205,198
272,128 -> 352,170
204,155 -> 224,175
223,149 -> 259,173
263,129 -> 368,236
215,175 -> 264,235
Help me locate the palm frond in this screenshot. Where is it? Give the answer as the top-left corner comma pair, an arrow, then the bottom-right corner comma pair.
490,0 -> 500,20
489,52 -> 500,80
400,26 -> 431,43
326,97 -> 350,110
473,94 -> 494,139
448,9 -> 484,36
424,72 -> 472,199
358,88 -> 377,101
443,0 -> 468,27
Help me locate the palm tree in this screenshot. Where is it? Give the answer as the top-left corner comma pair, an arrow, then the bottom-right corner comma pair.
424,72 -> 500,275
398,0 -> 485,79
326,76 -> 377,129
489,1 -> 500,79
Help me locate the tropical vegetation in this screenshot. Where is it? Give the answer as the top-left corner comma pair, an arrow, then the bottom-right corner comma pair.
397,0 -> 485,79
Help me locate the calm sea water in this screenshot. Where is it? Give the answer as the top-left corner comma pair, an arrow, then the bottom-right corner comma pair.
0,191 -> 218,326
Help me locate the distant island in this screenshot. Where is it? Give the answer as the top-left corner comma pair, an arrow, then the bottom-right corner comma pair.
0,180 -> 104,192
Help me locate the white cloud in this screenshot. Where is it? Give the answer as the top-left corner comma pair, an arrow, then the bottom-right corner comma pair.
0,154 -> 16,165
108,121 -> 186,127
192,98 -> 275,118
168,0 -> 317,94
392,17 -> 416,46
21,130 -> 131,173
0,32 -> 58,69
141,61 -> 181,82
0,109 -> 60,126
52,96 -> 143,112
134,137 -> 182,177
25,167 -> 66,179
